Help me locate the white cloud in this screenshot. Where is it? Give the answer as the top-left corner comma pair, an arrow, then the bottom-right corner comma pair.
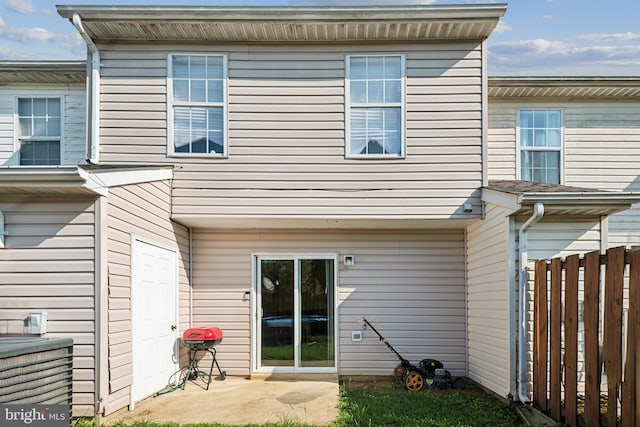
0,19 -> 84,59
574,32 -> 640,42
4,0 -> 51,15
543,15 -> 553,20
494,20 -> 512,34
489,37 -> 640,75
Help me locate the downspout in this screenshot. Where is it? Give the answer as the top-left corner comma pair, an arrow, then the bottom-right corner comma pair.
517,202 -> 544,404
189,226 -> 193,328
72,14 -> 100,164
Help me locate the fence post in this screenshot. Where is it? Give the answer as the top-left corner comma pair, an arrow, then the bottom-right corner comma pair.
549,257 -> 563,420
622,252 -> 639,426
583,250 -> 602,427
603,246 -> 626,426
564,254 -> 580,427
534,259 -> 548,411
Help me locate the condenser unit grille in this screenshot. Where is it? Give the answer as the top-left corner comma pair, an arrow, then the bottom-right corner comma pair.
0,338 -> 73,406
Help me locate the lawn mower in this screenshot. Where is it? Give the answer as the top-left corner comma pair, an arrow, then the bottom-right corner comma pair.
362,317 -> 465,392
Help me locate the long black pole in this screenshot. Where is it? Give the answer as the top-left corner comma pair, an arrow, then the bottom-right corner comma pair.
362,317 -> 408,363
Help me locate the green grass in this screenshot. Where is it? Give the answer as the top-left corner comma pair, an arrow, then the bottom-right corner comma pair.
73,379 -> 522,427
337,381 -> 521,427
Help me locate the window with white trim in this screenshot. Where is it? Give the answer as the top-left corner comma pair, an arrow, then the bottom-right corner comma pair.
346,55 -> 405,157
168,54 -> 227,156
518,109 -> 563,184
17,97 -> 61,165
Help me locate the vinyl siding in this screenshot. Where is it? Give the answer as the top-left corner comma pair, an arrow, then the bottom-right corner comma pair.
97,42 -> 484,220
104,180 -> 190,416
488,101 -> 640,248
466,202 -> 511,397
0,196 -> 97,417
192,229 -> 467,377
0,87 -> 86,166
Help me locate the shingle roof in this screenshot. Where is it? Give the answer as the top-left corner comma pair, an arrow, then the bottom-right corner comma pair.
485,180 -> 605,195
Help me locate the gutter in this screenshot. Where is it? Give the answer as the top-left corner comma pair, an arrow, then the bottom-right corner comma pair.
517,201 -> 544,404
72,14 -> 100,164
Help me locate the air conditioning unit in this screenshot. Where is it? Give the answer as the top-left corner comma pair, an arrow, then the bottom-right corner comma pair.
0,337 -> 73,408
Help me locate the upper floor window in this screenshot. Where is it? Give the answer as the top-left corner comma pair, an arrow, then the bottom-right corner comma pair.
17,97 -> 61,165
518,109 -> 563,184
168,54 -> 227,156
346,55 -> 405,158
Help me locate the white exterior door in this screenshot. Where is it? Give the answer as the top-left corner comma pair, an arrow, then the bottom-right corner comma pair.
131,238 -> 178,404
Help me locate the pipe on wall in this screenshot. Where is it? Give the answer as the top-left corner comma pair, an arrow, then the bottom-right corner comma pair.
517,201 -> 545,404
72,14 -> 101,164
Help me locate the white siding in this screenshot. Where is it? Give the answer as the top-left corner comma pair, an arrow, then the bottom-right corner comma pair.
466,202 -> 511,397
192,229 -> 467,377
104,180 -> 190,415
488,101 -> 640,248
0,86 -> 86,166
0,196 -> 97,416
97,42 -> 484,220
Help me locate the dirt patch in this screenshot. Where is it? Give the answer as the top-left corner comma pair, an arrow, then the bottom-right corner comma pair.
341,376 -> 401,390
341,375 -> 497,399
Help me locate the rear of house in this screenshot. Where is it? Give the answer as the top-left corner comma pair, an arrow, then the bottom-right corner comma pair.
51,3 -> 506,415
2,3 -> 640,420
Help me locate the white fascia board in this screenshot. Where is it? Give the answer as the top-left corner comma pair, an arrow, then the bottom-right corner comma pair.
0,166 -> 107,196
519,192 -> 640,206
481,188 -> 521,213
57,4 -> 508,22
87,167 -> 173,188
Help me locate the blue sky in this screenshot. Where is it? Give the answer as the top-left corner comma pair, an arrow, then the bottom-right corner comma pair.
0,0 -> 639,76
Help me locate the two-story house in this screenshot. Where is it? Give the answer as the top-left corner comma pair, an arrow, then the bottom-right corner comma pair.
0,3 -> 638,418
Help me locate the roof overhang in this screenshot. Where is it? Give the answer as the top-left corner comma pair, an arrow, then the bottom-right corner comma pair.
56,3 -> 507,43
483,187 -> 640,218
170,215 -> 478,230
0,165 -> 173,196
0,61 -> 86,85
488,76 -> 640,100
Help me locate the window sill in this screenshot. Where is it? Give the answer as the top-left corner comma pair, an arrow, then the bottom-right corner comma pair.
168,153 -> 228,159
345,154 -> 406,160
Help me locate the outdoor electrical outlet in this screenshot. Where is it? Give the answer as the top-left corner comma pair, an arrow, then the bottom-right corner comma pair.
351,331 -> 363,342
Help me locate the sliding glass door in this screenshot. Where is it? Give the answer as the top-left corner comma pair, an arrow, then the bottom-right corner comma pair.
257,256 -> 336,371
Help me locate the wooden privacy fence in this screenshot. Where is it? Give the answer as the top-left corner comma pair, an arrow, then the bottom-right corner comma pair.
533,246 -> 639,427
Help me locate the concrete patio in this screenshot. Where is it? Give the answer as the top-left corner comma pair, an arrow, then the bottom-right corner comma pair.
103,376 -> 340,426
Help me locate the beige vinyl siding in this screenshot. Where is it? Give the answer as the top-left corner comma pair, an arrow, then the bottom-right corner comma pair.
97,42 -> 484,219
192,229 -> 466,377
488,101 -> 640,248
104,180 -> 190,415
466,202 -> 511,397
0,196 -> 97,417
0,87 -> 86,166
486,103 -> 517,180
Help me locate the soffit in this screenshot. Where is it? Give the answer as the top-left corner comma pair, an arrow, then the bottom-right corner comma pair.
488,77 -> 640,100
0,61 -> 86,85
483,180 -> 640,217
56,4 -> 507,42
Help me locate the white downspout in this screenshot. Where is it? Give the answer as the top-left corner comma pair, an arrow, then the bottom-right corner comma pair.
72,14 -> 100,164
517,201 -> 544,404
